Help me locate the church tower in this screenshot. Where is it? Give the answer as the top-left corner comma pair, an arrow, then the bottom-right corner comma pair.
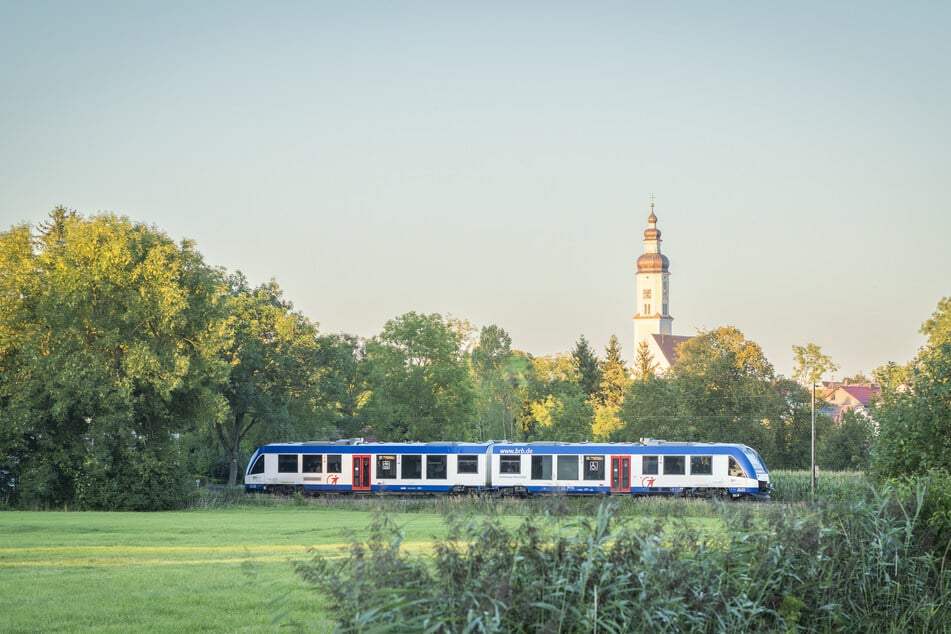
633,197 -> 673,352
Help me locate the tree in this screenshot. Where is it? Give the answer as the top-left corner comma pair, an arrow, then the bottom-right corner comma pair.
470,325 -> 524,441
363,312 -> 477,441
819,408 -> 874,470
0,210 -> 230,509
791,343 -> 839,387
632,340 -> 658,381
571,335 -> 602,400
591,335 -> 630,439
644,326 -> 796,464
872,297 -> 951,478
214,273 -> 324,487
521,354 -> 593,441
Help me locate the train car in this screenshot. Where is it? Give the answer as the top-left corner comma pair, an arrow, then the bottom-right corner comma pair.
243,439 -> 494,495
489,439 -> 771,499
244,438 -> 771,499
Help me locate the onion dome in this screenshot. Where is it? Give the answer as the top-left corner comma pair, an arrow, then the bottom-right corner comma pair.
636,251 -> 669,273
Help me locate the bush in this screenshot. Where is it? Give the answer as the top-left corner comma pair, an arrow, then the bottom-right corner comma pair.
296,492 -> 951,632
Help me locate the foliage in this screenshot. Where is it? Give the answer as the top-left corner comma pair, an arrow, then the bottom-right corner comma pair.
791,342 -> 839,385
520,353 -> 593,441
616,327 -> 815,468
214,272 -> 325,486
0,209 -> 230,509
632,339 -> 658,381
818,408 -> 874,471
470,325 -> 524,441
872,297 -> 951,483
571,334 -> 602,400
363,312 -> 477,440
297,491 -> 951,633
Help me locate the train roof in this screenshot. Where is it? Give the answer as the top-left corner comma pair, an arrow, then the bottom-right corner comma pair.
254,439 -> 758,452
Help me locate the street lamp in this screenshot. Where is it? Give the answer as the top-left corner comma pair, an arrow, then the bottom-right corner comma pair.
811,381 -> 817,498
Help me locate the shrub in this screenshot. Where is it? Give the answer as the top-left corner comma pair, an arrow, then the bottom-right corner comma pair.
295,492 -> 951,632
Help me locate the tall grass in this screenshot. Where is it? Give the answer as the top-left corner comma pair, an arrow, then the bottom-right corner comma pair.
296,482 -> 951,632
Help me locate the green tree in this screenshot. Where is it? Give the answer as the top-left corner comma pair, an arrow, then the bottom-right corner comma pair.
470,325 -> 524,441
521,354 -> 593,441
310,333 -> 370,439
791,343 -> 839,387
591,335 -> 630,439
571,335 -> 602,400
632,340 -> 659,381
819,408 -> 874,470
215,274 -> 324,487
872,297 -> 951,478
363,312 -> 477,440
0,210 -> 230,509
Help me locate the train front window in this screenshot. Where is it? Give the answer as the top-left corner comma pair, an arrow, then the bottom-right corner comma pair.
729,457 -> 746,477
457,455 -> 479,474
426,455 -> 447,479
278,454 -> 299,473
531,455 -> 552,480
663,456 -> 685,475
303,455 -> 322,473
642,455 -> 659,475
249,455 -> 265,475
327,455 -> 342,473
583,456 -> 604,481
557,455 -> 578,480
402,455 -> 422,479
377,455 -> 397,479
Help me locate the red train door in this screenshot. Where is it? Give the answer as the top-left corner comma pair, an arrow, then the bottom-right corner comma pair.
610,456 -> 630,493
352,455 -> 371,491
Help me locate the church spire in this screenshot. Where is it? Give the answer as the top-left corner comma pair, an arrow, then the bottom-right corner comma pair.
633,196 -> 673,352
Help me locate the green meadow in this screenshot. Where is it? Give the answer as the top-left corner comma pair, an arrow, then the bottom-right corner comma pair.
0,496 -> 728,633
0,506 -> 456,633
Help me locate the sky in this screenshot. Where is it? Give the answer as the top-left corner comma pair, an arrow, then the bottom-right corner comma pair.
2,1 -> 949,381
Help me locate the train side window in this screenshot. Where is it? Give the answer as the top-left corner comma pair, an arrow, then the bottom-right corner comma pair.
303,455 -> 322,473
729,457 -> 746,477
327,455 -> 342,473
663,456 -> 685,475
583,456 -> 605,481
377,455 -> 397,479
457,455 -> 479,474
642,455 -> 659,475
556,455 -> 578,480
426,455 -> 447,479
531,455 -> 552,480
249,455 -> 265,475
691,456 -> 713,475
499,455 -> 521,474
402,455 -> 422,479
278,454 -> 299,473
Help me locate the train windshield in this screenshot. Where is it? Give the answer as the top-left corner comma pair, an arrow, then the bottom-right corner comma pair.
742,446 -> 769,476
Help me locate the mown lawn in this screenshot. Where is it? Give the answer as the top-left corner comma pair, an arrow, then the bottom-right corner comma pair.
0,497 -> 732,633
0,506 -> 458,633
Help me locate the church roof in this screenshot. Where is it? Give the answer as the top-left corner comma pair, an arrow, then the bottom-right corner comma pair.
651,334 -> 693,367
637,251 -> 669,273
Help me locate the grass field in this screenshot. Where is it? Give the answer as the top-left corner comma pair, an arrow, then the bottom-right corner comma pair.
0,482 -> 838,633
0,505 -> 463,633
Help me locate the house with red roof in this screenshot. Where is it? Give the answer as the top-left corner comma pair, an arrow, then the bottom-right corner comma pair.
823,383 -> 882,422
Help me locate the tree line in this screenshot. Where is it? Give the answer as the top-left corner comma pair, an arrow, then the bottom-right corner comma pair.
1,209 -> 947,510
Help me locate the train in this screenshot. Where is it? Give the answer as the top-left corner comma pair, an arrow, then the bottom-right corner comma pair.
243,438 -> 772,499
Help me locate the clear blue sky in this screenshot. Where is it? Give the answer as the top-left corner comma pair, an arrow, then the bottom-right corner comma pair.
2,1 -> 949,380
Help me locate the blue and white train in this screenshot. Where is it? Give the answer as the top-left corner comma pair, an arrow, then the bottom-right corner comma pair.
244,438 -> 771,499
